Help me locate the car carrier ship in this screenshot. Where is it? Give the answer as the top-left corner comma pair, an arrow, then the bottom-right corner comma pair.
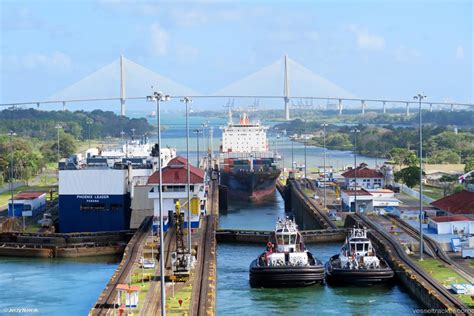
219,110 -> 281,201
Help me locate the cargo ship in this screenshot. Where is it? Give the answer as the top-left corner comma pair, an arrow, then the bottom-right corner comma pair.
58,137 -> 176,233
219,110 -> 281,201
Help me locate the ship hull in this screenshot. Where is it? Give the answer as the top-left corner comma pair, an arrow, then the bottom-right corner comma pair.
325,255 -> 394,285
220,169 -> 281,201
249,259 -> 325,288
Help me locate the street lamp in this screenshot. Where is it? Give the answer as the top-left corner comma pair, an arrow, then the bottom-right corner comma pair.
291,138 -> 295,173
8,131 -> 16,219
350,128 -> 360,212
86,119 -> 93,149
55,124 -> 62,163
322,122 -> 328,210
131,128 -> 136,140
120,131 -> 126,156
303,119 -> 307,178
193,129 -> 202,167
146,90 -> 170,316
180,96 -> 193,255
414,93 -> 427,261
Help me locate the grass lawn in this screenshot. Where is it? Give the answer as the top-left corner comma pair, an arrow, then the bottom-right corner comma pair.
167,281 -> 193,315
0,184 -> 58,207
413,185 -> 445,200
415,258 -> 474,307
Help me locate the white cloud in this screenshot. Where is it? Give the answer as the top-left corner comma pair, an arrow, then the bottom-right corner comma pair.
394,45 -> 421,62
1,51 -> 72,71
456,45 -> 464,59
349,25 -> 385,51
149,23 -> 169,56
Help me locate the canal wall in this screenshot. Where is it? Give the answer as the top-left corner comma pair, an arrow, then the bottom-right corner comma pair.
282,180 -> 334,230
216,229 -> 346,244
345,215 -> 464,314
0,231 -> 132,258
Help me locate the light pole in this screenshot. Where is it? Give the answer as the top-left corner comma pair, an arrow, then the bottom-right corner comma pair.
291,138 -> 295,173
322,122 -> 328,210
202,122 -> 208,169
86,119 -> 93,149
147,91 -> 170,316
350,128 -> 360,212
55,124 -> 62,163
414,93 -> 426,261
131,128 -> 136,140
8,131 -> 16,219
303,120 -> 307,178
120,130 -> 125,155
193,129 -> 202,167
180,96 -> 193,255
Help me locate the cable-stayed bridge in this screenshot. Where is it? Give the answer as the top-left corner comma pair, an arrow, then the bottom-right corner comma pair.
1,55 -> 472,120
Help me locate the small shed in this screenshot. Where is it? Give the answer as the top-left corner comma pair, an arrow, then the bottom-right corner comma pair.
428,216 -> 474,235
116,284 -> 140,309
8,192 -> 47,217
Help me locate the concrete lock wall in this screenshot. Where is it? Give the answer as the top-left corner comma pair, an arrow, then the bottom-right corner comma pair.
345,215 -> 457,313
285,181 -> 327,230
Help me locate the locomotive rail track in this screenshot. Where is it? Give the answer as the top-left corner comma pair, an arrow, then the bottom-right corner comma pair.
353,213 -> 470,314
388,214 -> 473,283
91,216 -> 152,315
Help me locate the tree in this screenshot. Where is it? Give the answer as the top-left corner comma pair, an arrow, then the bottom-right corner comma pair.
49,132 -> 77,160
465,158 -> 474,173
439,174 -> 456,197
395,166 -> 422,188
429,149 -> 461,164
389,148 -> 417,169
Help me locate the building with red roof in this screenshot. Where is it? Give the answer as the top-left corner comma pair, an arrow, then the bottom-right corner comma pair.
428,215 -> 474,235
148,156 -> 205,185
430,190 -> 474,217
148,156 -> 206,229
341,163 -> 385,190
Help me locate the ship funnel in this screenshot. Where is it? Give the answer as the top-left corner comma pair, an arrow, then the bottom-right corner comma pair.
239,112 -> 250,125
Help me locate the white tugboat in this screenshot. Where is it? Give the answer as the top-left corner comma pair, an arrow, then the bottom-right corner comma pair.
325,227 -> 394,284
249,217 -> 324,287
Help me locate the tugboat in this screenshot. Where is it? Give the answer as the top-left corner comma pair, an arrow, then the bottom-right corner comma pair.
325,227 -> 394,284
249,217 -> 325,287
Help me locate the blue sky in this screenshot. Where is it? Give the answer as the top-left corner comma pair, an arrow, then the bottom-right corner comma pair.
0,0 -> 472,110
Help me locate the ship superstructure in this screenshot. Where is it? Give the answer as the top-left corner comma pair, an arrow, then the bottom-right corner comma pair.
219,110 -> 281,201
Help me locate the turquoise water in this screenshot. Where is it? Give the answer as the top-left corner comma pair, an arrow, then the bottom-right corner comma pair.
0,256 -> 119,316
216,191 -> 422,315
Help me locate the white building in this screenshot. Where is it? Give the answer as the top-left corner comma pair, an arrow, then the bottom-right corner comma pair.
148,156 -> 206,229
342,163 -> 385,190
341,188 -> 400,213
8,192 -> 47,217
428,216 -> 474,235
